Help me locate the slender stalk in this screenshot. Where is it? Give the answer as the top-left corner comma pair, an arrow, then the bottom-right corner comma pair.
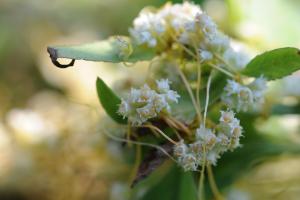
142,124 -> 177,145
202,72 -> 223,200
101,129 -> 177,162
204,73 -> 213,126
170,34 -> 197,59
198,72 -> 214,199
171,32 -> 235,79
193,42 -> 203,118
198,147 -> 206,200
163,115 -> 192,136
176,63 -> 202,122
171,36 -> 234,79
162,117 -> 182,139
207,164 -> 224,200
129,144 -> 142,184
214,53 -> 237,73
208,63 -> 234,78
196,62 -> 202,113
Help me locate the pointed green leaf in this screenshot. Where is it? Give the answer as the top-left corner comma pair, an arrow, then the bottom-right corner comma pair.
47,36 -> 155,65
96,77 -> 127,124
243,47 -> 300,80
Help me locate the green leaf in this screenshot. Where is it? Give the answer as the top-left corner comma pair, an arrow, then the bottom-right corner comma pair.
96,77 -> 127,124
47,36 -> 155,65
178,171 -> 198,200
243,47 -> 300,80
139,164 -> 197,200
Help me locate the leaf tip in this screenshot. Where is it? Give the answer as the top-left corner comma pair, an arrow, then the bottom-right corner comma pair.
47,46 -> 75,68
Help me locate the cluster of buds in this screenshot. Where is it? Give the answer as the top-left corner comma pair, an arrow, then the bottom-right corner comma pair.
174,110 -> 243,171
118,79 -> 180,125
130,2 -> 249,71
222,76 -> 267,112
129,2 -> 200,47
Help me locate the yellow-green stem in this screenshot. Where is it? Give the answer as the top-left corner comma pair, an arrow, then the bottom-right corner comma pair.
198,147 -> 206,200
207,164 -> 224,200
176,63 -> 202,122
129,144 -> 142,184
143,124 -> 177,144
101,129 -> 177,162
208,63 -> 234,78
194,43 -> 202,119
204,72 -> 213,126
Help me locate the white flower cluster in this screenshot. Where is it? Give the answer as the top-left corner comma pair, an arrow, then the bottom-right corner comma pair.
130,2 -> 249,70
174,110 -> 243,171
118,79 -> 180,125
194,13 -> 249,70
129,2 -> 201,47
222,76 -> 267,112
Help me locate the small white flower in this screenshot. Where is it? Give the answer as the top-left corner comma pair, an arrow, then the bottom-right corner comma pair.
220,110 -> 235,123
181,153 -> 198,171
217,110 -> 243,151
223,48 -> 249,70
118,99 -> 131,118
215,133 -> 230,153
250,76 -> 267,91
156,79 -> 180,103
174,140 -> 188,157
207,33 -> 230,52
196,13 -> 217,36
174,139 -> 199,171
167,90 -> 180,103
129,11 -> 165,47
249,76 -> 267,104
196,125 -> 216,149
130,2 -> 203,48
206,150 -> 220,165
198,49 -> 213,61
156,79 -> 170,93
189,141 -> 203,155
222,80 -> 258,112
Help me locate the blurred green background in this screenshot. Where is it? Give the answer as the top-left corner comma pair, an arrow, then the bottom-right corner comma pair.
0,0 -> 299,199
